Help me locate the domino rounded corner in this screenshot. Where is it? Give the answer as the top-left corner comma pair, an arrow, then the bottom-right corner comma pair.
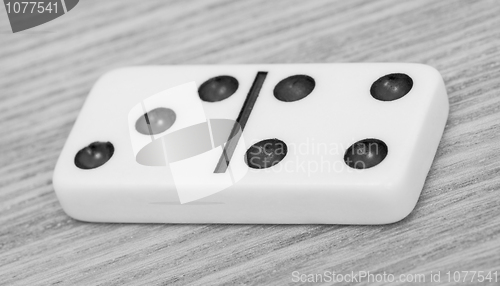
376,180 -> 423,224
58,202 -> 91,223
381,201 -> 419,225
52,176 -> 75,220
413,63 -> 445,80
52,166 -> 90,223
52,190 -> 97,223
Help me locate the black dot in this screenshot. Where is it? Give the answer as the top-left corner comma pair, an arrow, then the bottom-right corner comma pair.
245,139 -> 288,169
199,76 -> 239,102
75,141 -> 114,170
370,73 -> 413,101
274,75 -> 315,102
344,139 -> 388,169
136,108 -> 176,135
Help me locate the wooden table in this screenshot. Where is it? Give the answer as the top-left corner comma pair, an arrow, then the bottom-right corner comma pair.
1,0 -> 499,285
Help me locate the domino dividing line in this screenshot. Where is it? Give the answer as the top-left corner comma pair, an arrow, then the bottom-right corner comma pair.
214,71 -> 268,173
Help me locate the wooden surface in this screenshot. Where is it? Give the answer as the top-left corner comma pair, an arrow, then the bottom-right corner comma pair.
1,0 -> 500,285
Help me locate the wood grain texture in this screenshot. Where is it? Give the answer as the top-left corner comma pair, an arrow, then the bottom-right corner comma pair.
1,0 -> 500,285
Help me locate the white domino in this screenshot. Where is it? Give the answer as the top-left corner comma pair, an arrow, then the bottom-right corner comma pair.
53,64 -> 449,224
